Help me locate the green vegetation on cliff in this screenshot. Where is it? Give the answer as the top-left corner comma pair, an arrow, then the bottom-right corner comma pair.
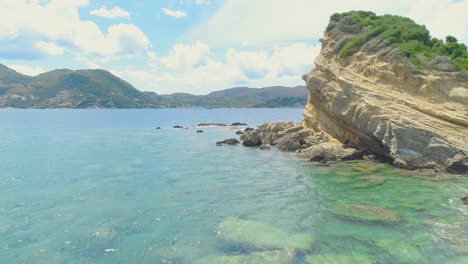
327,11 -> 468,71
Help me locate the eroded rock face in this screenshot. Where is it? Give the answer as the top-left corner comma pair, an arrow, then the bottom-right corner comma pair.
302,32 -> 468,173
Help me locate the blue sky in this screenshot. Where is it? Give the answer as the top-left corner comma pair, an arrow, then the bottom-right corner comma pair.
0,0 -> 467,94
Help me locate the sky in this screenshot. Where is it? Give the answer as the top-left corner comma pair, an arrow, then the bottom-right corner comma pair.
0,0 -> 467,95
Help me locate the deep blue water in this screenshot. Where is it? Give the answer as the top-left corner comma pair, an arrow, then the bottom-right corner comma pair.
0,109 -> 466,264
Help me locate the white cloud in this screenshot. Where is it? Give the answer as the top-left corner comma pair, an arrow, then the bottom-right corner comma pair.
7,64 -> 46,76
160,41 -> 210,70
90,6 -> 130,19
0,0 -> 150,59
187,0 -> 468,47
35,41 -> 65,56
114,41 -> 320,94
162,8 -> 188,18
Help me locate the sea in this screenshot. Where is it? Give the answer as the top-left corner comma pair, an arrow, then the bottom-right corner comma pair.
0,109 -> 466,264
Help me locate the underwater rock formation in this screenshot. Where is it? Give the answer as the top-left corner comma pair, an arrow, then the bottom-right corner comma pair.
217,217 -> 313,250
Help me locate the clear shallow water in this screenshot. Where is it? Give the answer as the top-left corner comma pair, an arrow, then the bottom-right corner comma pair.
0,109 -> 466,264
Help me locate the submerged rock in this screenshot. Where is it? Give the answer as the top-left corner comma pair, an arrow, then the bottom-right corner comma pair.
446,257 -> 468,264
332,204 -> 400,223
195,250 -> 294,264
360,175 -> 385,185
396,168 -> 459,181
376,239 -> 427,264
306,255 -> 372,264
217,217 -> 313,250
216,139 -> 240,146
351,162 -> 381,173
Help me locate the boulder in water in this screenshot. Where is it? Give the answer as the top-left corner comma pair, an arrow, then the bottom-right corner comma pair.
242,132 -> 262,147
216,138 -> 240,146
231,122 -> 247,126
461,196 -> 468,205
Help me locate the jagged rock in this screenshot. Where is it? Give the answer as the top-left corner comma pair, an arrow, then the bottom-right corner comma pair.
231,122 -> 247,126
242,131 -> 262,147
198,123 -> 227,127
275,130 -> 314,151
216,138 -> 240,146
235,130 -> 244,135
331,204 -> 400,223
302,15 -> 468,173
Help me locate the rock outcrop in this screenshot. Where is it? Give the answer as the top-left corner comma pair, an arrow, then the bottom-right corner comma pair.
216,138 -> 240,146
240,121 -> 363,164
302,13 -> 468,173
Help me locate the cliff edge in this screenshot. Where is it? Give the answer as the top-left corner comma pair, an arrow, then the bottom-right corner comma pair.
302,11 -> 468,173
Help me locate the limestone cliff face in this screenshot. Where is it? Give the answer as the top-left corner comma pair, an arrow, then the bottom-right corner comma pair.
302,35 -> 468,173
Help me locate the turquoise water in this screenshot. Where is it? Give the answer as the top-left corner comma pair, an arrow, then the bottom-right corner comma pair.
0,109 -> 466,264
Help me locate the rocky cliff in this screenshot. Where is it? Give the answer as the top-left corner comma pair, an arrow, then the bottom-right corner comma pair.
302,11 -> 468,173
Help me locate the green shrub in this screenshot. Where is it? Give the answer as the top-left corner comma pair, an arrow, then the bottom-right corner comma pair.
328,11 -> 468,70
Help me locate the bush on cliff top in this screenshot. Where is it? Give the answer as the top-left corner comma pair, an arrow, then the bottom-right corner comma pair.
327,11 -> 468,71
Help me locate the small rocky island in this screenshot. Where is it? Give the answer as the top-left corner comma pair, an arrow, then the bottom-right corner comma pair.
224,11 -> 468,174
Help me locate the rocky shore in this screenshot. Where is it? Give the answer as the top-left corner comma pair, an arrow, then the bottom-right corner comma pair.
234,121 -> 368,165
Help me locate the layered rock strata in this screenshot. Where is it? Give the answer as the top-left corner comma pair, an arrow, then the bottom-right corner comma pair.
301,27 -> 468,173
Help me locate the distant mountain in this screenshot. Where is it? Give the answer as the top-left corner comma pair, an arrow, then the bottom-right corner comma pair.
0,64 -> 307,108
160,86 -> 308,108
